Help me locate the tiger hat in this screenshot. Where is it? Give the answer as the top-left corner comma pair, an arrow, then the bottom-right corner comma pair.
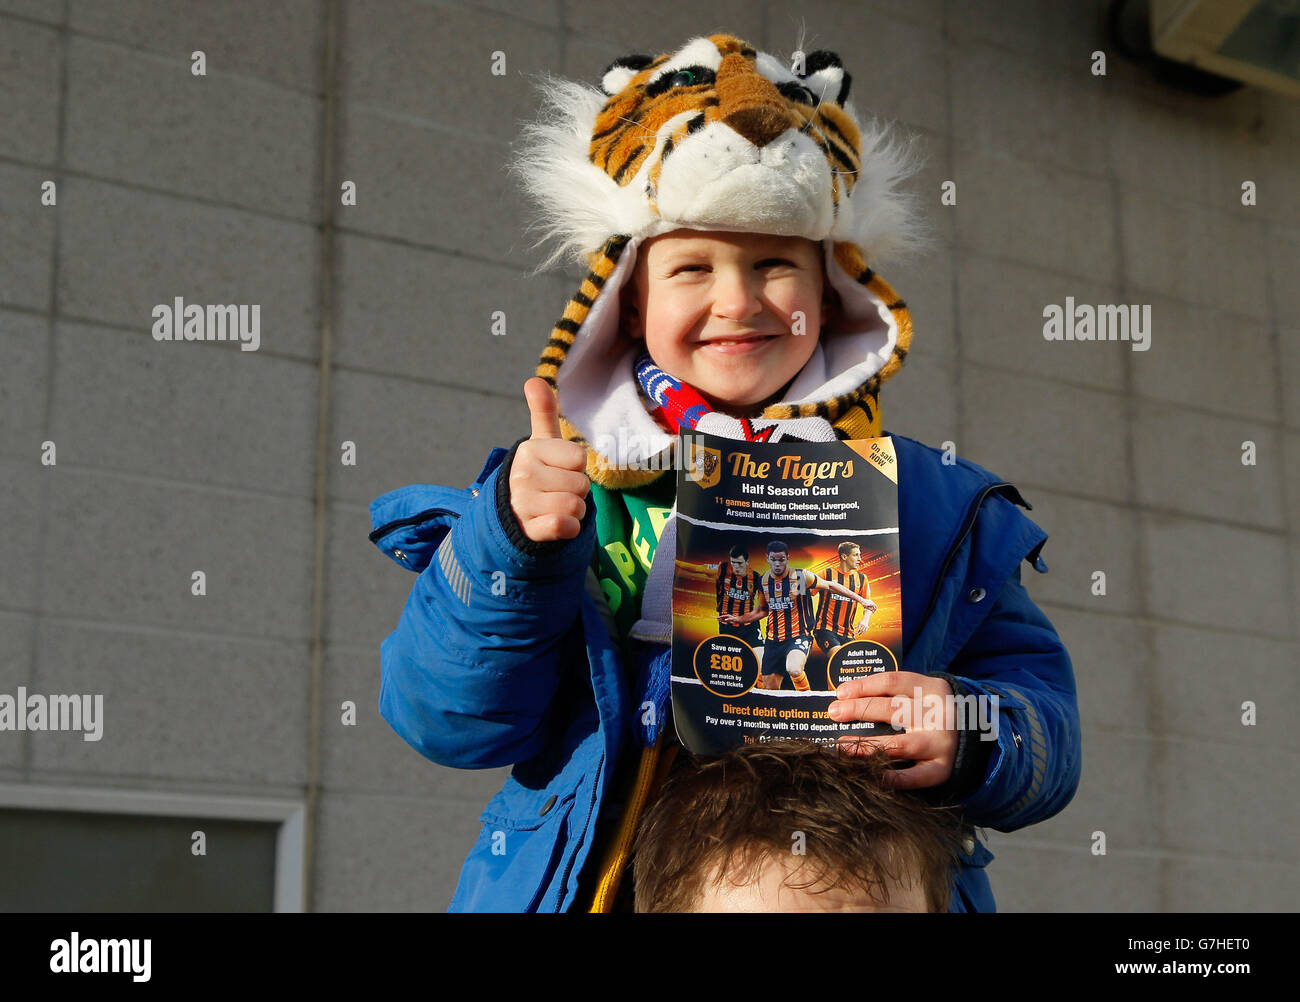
510,32 -> 931,488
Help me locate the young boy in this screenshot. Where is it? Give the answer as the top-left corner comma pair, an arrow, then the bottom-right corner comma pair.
633,741 -> 965,913
369,33 -> 1080,912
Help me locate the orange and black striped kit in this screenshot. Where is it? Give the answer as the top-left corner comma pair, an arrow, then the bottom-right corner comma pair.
762,570 -> 816,641
815,569 -> 870,635
716,567 -> 761,618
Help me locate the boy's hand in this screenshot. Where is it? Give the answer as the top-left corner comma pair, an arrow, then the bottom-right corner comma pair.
510,378 -> 591,542
826,671 -> 958,790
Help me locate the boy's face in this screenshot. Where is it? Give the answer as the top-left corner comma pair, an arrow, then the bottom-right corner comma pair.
623,229 -> 832,417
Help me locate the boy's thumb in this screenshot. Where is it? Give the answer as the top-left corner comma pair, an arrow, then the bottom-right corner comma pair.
524,377 -> 563,440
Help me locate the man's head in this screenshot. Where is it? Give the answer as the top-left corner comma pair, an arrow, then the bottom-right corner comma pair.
621,229 -> 841,417
838,541 -> 862,570
728,544 -> 750,575
767,540 -> 789,575
633,741 -> 965,913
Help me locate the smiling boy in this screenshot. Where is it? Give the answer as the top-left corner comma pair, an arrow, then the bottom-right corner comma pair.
507,227 -> 830,542
370,33 -> 1080,913
622,229 -> 829,415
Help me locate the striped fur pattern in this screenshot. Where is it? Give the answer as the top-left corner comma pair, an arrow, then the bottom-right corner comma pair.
591,35 -> 863,221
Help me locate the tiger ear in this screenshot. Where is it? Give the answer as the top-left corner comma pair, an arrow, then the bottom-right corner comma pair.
799,49 -> 851,105
600,53 -> 654,96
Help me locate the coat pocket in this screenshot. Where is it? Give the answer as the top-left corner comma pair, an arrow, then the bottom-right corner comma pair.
368,487 -> 466,572
479,773 -> 581,832
450,771 -> 590,913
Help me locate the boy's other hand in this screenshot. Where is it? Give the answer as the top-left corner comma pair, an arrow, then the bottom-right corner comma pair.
826,671 -> 958,790
510,378 -> 591,542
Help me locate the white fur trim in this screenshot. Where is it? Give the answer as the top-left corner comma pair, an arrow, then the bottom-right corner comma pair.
643,37 -> 723,82
656,120 -> 834,238
601,63 -> 642,96
754,50 -> 801,85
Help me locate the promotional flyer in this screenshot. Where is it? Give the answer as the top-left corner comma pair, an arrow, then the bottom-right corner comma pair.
672,431 -> 904,756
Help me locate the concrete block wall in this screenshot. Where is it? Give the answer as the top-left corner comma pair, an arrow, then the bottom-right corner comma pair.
1,0 -> 1296,911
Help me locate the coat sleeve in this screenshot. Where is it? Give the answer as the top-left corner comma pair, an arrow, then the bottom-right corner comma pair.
935,565 -> 1082,832
377,441 -> 598,770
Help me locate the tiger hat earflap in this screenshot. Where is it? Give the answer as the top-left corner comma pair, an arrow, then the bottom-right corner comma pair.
509,33 -> 932,487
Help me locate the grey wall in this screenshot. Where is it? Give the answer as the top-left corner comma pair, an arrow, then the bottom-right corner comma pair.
1,0 -> 1297,911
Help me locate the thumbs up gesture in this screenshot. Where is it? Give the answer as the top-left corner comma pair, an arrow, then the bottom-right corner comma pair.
509,378 -> 591,542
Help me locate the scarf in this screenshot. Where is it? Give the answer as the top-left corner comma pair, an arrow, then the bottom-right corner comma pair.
633,352 -> 844,444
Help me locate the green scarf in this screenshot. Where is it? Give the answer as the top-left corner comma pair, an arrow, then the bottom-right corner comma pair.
589,473 -> 676,644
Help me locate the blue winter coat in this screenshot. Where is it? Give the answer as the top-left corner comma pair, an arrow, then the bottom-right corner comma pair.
369,431 -> 1082,912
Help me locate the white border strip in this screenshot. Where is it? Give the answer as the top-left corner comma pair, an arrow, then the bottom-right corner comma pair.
671,674 -> 836,696
0,783 -> 305,912
675,511 -> 899,537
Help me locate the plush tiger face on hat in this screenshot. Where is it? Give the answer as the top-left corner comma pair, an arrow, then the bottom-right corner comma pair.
511,32 -> 928,488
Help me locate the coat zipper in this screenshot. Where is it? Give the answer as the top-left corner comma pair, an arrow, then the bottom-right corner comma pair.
556,755 -> 603,912
367,507 -> 457,544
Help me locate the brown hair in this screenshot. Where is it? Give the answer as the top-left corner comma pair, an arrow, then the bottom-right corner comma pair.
633,741 -> 965,912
